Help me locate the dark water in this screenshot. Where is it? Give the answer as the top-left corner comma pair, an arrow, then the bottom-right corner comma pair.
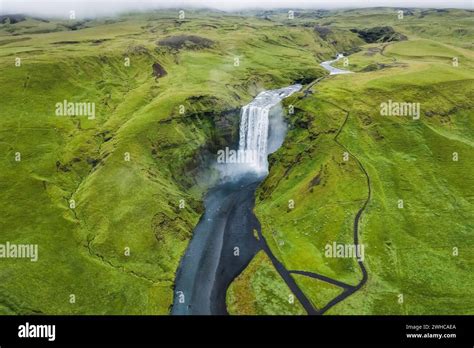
171,85 -> 301,315
171,174 -> 262,315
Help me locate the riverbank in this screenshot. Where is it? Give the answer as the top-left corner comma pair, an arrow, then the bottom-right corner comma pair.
172,85 -> 302,315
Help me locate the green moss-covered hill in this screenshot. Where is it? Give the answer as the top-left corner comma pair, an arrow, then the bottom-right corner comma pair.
0,8 -> 472,314
232,8 -> 474,315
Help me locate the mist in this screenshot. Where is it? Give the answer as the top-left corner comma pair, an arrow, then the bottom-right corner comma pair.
267,104 -> 288,156
1,0 -> 471,18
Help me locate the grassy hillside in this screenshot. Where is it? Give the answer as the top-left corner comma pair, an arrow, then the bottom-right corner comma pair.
248,13 -> 474,314
226,251 -> 306,315
0,8 -> 472,315
0,9 -> 350,314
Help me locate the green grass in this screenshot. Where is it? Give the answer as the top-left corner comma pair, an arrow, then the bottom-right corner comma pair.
0,9 -> 334,314
0,8 -> 472,315
292,274 -> 344,309
255,101 -> 367,286
253,23 -> 474,314
226,251 -> 306,315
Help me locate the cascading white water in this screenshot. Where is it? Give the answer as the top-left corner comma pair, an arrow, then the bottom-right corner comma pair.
238,84 -> 302,174
173,84 -> 302,315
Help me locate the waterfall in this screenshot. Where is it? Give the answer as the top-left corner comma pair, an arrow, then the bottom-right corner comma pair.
173,83 -> 302,315
237,84 -> 302,174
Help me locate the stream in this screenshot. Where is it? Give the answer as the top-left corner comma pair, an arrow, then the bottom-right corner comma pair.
319,54 -> 353,75
171,85 -> 301,315
171,55 -> 351,315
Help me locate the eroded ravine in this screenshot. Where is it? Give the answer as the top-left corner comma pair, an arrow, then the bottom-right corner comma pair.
171,55 -> 365,315
171,85 -> 303,315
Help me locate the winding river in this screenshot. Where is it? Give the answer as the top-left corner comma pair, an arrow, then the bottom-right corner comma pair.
172,55 -> 352,315
319,53 -> 353,75
171,85 -> 301,315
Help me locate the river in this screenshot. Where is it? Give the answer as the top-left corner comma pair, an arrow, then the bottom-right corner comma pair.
171,56 -> 351,315
171,85 -> 301,315
319,54 -> 353,75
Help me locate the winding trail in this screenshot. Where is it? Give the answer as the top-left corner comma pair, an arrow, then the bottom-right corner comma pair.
254,221 -> 319,315
260,109 -> 371,315
319,112 -> 371,314
288,270 -> 355,290
267,56 -> 370,314
172,56 -> 370,315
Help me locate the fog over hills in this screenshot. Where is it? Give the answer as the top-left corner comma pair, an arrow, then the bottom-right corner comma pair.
1,0 -> 472,18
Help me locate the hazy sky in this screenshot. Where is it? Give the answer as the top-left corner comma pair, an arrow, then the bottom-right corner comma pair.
1,0 -> 472,18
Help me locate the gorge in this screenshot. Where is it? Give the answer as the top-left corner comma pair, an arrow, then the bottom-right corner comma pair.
171,85 -> 302,315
